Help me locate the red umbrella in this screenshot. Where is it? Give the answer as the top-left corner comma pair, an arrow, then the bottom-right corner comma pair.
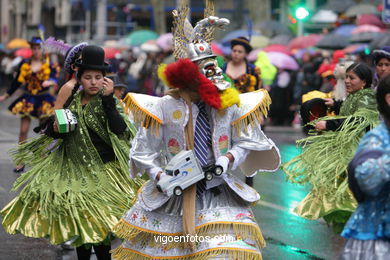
104,47 -> 121,59
288,34 -> 323,50
262,44 -> 292,55
357,14 -> 385,28
15,48 -> 32,58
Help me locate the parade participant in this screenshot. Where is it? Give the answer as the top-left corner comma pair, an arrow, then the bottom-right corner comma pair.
340,73 -> 390,259
41,37 -> 88,110
372,46 -> 390,90
222,37 -> 262,187
1,45 -> 142,260
0,36 -> 58,172
110,1 -> 280,259
222,36 -> 262,93
284,62 -> 379,233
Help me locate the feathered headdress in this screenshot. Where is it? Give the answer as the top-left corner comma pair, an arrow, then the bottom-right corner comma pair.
172,0 -> 229,61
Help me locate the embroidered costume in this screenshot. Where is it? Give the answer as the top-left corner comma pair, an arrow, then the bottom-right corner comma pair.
111,1 -> 280,259
6,37 -> 59,118
340,122 -> 390,259
1,78 -> 142,246
283,87 -> 379,232
222,62 -> 261,93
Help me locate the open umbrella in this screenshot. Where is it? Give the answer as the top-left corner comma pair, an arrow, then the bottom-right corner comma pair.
104,47 -> 121,59
247,48 -> 261,62
125,30 -> 159,46
350,32 -> 383,43
343,44 -> 368,54
262,44 -> 292,55
6,38 -> 30,49
322,0 -> 353,13
369,32 -> 390,49
352,24 -> 385,34
288,34 -> 323,50
266,52 -> 299,71
357,14 -> 385,28
345,4 -> 377,17
250,35 -> 269,49
332,24 -> 357,37
311,10 -> 338,23
316,34 -> 350,49
15,48 -> 32,58
269,34 -> 293,46
156,33 -> 173,52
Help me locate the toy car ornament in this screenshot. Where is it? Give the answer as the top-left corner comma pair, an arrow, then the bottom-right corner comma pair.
156,150 -> 223,197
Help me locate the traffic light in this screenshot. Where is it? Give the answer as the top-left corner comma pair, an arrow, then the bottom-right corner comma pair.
295,7 -> 309,20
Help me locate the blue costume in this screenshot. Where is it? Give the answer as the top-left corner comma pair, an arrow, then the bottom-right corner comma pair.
7,58 -> 58,119
341,122 -> 390,259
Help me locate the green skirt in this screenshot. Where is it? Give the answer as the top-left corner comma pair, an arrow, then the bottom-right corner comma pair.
1,161 -> 143,247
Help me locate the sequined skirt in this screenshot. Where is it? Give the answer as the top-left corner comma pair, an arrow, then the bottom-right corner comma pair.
341,238 -> 390,260
111,183 -> 264,259
8,92 -> 55,118
1,161 -> 142,247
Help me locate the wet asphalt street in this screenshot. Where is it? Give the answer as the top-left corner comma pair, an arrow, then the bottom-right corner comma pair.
0,94 -> 345,260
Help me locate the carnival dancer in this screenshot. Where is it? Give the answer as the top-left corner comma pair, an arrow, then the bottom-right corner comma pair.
111,1 -> 280,259
283,62 -> 379,233
222,37 -> 262,93
222,37 -> 262,187
340,74 -> 390,260
1,45 -> 142,259
0,36 -> 59,172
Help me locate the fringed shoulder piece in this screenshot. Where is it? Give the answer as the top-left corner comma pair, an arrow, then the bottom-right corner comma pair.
231,89 -> 271,131
123,93 -> 163,136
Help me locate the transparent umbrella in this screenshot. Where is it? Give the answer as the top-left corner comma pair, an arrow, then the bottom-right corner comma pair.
125,30 -> 159,46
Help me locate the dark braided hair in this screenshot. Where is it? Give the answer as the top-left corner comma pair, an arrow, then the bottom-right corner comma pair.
377,74 -> 390,127
346,62 -> 373,89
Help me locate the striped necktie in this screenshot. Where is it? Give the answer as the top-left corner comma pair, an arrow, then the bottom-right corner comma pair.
194,102 -> 212,196
194,101 -> 212,166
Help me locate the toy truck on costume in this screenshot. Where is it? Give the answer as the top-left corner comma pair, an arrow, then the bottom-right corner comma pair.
156,150 -> 223,197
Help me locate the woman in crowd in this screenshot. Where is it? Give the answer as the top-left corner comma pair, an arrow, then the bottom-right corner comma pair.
341,73 -> 390,259
284,62 -> 379,233
1,45 -> 142,260
372,46 -> 390,90
222,36 -> 262,93
222,37 -> 262,186
0,36 -> 59,172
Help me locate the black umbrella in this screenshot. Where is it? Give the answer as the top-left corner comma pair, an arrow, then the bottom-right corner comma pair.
269,34 -> 293,46
350,32 -> 383,43
369,32 -> 390,49
321,0 -> 354,13
316,34 -> 350,49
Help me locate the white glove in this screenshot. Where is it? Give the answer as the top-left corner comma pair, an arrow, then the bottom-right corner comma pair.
215,156 -> 230,174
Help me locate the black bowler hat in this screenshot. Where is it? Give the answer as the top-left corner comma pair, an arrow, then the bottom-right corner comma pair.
230,36 -> 253,53
28,36 -> 42,46
75,45 -> 109,71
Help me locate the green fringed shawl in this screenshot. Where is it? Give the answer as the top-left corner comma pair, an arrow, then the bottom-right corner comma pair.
283,88 -> 379,218
1,91 -> 142,246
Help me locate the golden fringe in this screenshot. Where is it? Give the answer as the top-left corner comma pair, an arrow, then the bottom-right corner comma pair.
123,94 -> 162,136
113,219 -> 265,249
111,245 -> 262,260
231,89 -> 271,135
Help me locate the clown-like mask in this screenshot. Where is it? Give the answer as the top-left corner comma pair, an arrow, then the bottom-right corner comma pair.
196,58 -> 230,90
